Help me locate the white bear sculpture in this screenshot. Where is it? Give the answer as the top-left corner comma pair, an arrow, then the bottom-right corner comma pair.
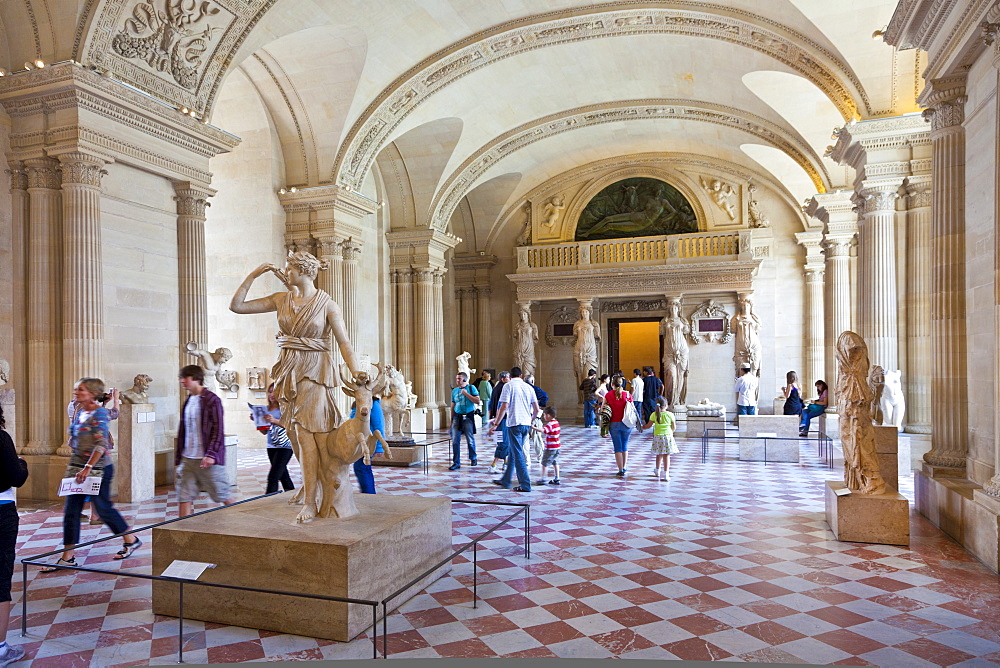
879,370 -> 906,432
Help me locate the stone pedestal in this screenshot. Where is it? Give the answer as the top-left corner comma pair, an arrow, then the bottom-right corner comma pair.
684,415 -> 725,437
825,481 -> 909,546
117,403 -> 156,503
873,425 -> 899,491
408,407 -> 427,435
223,435 -> 238,487
151,494 -> 452,641
19,454 -> 70,501
738,415 -> 800,462
155,447 -> 175,487
371,442 -> 431,467
771,398 -> 786,416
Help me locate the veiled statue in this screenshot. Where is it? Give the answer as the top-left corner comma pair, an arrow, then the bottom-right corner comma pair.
512,303 -> 538,378
731,293 -> 762,376
230,250 -> 366,522
573,303 -> 601,383
660,296 -> 690,407
836,331 -> 887,496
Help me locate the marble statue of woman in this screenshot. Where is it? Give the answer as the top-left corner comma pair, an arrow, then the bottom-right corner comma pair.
836,331 -> 886,496
660,297 -> 690,407
512,304 -> 538,378
731,293 -> 762,376
230,250 -> 361,523
185,343 -> 232,393
573,304 -> 601,384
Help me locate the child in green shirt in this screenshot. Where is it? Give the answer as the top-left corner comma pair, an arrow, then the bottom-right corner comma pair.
643,397 -> 678,481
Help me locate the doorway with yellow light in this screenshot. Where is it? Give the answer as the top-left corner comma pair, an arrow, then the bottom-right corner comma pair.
607,318 -> 663,378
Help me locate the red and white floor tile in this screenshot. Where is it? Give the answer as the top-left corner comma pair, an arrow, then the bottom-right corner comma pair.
6,425 -> 1000,665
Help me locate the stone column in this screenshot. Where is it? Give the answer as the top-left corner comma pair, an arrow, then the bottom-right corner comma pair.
904,182 -> 932,434
340,237 -> 362,348
822,237 -> 854,394
394,269 -> 414,379
6,162 -> 28,448
23,158 -> 62,455
59,153 -> 109,386
476,286 -> 492,370
174,182 -> 215,368
922,90 -> 968,470
796,231 -> 825,389
433,269 -> 447,408
413,269 -> 436,410
458,287 -> 476,358
858,186 -> 901,371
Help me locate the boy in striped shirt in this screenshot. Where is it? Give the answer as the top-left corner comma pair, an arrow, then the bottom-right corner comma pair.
533,406 -> 561,486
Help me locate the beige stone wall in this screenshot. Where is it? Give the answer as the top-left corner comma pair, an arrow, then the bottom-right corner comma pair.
963,52 -> 997,486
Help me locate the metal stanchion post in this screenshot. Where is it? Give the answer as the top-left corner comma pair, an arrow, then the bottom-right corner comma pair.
372,605 -> 378,659
20,563 -> 27,637
178,581 -> 184,664
473,541 -> 478,608
382,602 -> 388,659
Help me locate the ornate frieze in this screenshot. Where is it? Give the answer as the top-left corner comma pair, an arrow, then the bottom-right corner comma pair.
601,299 -> 669,313
334,5 -> 867,190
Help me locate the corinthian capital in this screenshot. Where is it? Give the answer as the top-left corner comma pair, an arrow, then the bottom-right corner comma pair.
58,153 -> 108,187
861,188 -> 899,214
922,97 -> 966,132
173,181 -> 216,218
24,158 -> 61,190
5,161 -> 27,191
341,237 -> 363,262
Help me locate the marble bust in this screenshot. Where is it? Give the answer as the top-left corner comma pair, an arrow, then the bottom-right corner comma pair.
121,374 -> 153,404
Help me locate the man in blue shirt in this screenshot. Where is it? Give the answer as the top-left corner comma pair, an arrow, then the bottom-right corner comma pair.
449,372 -> 482,470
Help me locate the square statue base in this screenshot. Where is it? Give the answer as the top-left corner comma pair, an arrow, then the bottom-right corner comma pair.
151,494 -> 452,641
370,441 -> 431,467
825,481 -> 909,546
738,415 -> 800,462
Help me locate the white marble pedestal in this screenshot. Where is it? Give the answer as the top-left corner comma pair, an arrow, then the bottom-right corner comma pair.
738,415 -> 800,462
117,403 -> 156,503
825,481 -> 909,546
873,425 -> 899,491
223,435 -> 238,487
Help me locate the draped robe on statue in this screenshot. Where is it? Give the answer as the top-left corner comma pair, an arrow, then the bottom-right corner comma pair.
271,290 -> 342,433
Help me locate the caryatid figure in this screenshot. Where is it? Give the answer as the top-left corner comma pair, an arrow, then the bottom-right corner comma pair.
660,297 -> 690,407
512,302 -> 538,378
573,302 -> 601,384
731,292 -> 762,376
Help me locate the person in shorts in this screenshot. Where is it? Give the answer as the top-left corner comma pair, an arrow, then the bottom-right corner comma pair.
533,406 -> 561,486
176,365 -> 236,516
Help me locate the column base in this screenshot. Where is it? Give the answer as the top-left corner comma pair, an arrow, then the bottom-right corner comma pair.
19,455 -> 71,501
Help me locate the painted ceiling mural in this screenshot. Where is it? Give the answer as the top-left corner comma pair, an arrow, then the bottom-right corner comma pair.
575,178 -> 699,241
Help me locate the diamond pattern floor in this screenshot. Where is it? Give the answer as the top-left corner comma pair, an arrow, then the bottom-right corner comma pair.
6,425 -> 999,666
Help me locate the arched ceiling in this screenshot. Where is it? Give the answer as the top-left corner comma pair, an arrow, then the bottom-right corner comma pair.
6,0 -> 915,248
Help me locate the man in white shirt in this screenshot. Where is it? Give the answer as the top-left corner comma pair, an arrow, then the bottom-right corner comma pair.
630,369 -> 644,432
734,364 -> 759,416
487,366 -> 539,492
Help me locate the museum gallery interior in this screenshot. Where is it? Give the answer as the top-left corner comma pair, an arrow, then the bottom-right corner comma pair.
2,0 -> 1000,664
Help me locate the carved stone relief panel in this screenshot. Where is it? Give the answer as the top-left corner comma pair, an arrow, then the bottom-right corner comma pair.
601,298 -> 669,313
545,305 -> 577,347
687,299 -> 732,344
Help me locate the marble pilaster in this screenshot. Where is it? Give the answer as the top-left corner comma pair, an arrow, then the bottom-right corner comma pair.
795,231 -> 825,390
174,182 -> 215,369
433,269 -> 447,408
816,191 -> 857,402
457,287 -> 477,358
6,162 -> 28,448
921,86 -> 968,470
393,269 -> 414,381
858,185 -> 902,371
341,238 -> 362,349
23,158 -> 63,456
904,181 -> 932,434
413,269 -> 436,410
476,286 -> 492,370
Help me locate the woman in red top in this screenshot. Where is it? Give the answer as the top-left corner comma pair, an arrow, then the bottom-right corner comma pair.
600,376 -> 634,477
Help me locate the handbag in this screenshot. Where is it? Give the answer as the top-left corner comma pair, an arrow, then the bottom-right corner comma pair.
623,400 -> 639,429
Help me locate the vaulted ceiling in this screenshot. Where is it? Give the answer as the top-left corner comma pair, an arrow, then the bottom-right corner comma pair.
0,0 -> 918,248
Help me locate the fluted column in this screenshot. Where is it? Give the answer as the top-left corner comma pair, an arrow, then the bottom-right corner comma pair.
858,187 -> 901,371
433,269 -> 447,408
340,237 -> 362,348
476,285 -> 492,369
804,267 -> 825,390
23,158 -> 62,455
986,37 -> 1000,495
59,153 -> 108,388
904,182 -> 932,434
394,269 -> 414,379
922,91 -> 968,469
6,162 -> 29,450
823,237 -> 854,395
174,182 -> 215,368
413,269 -> 436,409
458,287 -> 476,357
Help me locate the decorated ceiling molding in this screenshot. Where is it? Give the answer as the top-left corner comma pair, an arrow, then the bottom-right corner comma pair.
331,2 -> 870,190
81,0 -> 278,114
427,99 -> 829,232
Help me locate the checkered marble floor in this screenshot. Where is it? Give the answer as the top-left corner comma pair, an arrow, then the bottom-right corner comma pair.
6,424 -> 999,666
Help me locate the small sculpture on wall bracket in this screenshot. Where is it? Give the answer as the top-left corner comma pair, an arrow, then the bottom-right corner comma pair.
246,367 -> 268,391
700,176 -> 738,221
516,202 -> 532,246
686,300 -> 732,344
456,351 -> 476,379
746,181 -> 770,228
121,374 -> 153,404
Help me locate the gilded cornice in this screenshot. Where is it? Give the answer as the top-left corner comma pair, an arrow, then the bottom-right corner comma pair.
333,2 -> 869,190
428,98 -> 830,232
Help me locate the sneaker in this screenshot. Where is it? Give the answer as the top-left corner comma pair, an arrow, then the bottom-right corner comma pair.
470,459 -> 478,466
448,464 -> 461,471
615,470 -> 625,477
492,479 -> 509,488
0,644 -> 26,666
487,465 -> 501,474
663,474 -> 670,482
652,468 -> 660,478
548,478 -> 561,485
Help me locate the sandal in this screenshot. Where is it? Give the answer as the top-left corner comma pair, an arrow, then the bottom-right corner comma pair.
113,538 -> 142,561
40,557 -> 76,573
